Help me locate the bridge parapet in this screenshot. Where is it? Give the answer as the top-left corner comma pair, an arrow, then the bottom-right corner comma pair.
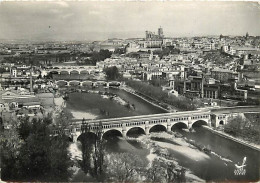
53,109 -> 212,140
52,106 -> 260,140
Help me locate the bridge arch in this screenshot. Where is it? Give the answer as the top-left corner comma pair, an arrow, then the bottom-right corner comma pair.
69,80 -> 81,86
77,132 -> 98,142
56,80 -> 68,87
80,70 -> 89,75
171,122 -> 188,130
52,134 -> 73,142
149,124 -> 167,133
89,70 -> 96,75
126,127 -> 146,137
50,70 -> 59,75
82,81 -> 93,87
191,120 -> 208,128
103,129 -> 123,139
70,70 -> 80,75
60,70 -> 70,75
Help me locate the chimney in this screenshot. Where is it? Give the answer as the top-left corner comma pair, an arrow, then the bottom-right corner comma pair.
201,74 -> 204,98
183,71 -> 186,94
30,66 -> 33,93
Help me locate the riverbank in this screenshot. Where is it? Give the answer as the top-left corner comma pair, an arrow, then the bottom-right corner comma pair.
203,126 -> 260,152
135,132 -> 206,182
118,85 -> 170,112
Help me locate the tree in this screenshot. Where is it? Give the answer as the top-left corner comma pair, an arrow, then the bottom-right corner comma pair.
146,159 -> 186,183
224,115 -> 260,144
91,49 -> 112,63
103,66 -> 121,80
92,122 -> 105,181
79,121 -> 105,181
146,159 -> 165,182
105,152 -> 146,182
126,80 -> 200,111
48,134 -> 72,181
17,119 -> 52,180
80,119 -> 94,174
0,119 -> 22,180
114,47 -> 126,55
17,116 -> 31,140
1,117 -> 71,181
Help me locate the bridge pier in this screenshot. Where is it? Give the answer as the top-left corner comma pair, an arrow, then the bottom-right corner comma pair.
188,116 -> 192,129
72,134 -> 77,143
122,123 -> 127,137
145,127 -> 150,135
122,130 -> 127,138
145,121 -> 150,135
167,119 -> 171,132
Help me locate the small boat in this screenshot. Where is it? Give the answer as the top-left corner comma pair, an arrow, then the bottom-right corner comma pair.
202,146 -> 211,155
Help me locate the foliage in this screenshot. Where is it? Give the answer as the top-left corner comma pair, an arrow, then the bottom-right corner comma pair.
114,47 -> 126,55
1,119 -> 22,180
1,117 -> 71,181
92,122 -> 105,180
80,122 -> 94,174
146,159 -> 186,182
0,67 -> 6,74
126,80 -> 198,111
153,47 -> 180,59
105,152 -> 146,182
224,115 -> 260,144
79,49 -> 112,65
79,120 -> 105,181
103,66 -> 121,80
201,50 -> 235,66
91,49 -> 112,62
149,78 -> 168,87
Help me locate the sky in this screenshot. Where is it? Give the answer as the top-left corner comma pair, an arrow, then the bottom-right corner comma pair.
0,1 -> 260,41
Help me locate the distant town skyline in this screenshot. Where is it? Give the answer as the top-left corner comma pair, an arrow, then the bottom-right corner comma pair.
0,1 -> 260,41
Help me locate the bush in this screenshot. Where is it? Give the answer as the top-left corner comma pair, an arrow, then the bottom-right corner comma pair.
224,116 -> 260,144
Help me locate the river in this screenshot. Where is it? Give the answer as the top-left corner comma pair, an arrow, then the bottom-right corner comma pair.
66,87 -> 260,182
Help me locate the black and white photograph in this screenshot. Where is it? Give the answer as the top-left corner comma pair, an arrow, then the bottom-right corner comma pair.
0,1 -> 260,182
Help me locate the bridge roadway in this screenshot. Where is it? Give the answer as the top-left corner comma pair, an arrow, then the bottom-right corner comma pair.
53,106 -> 260,142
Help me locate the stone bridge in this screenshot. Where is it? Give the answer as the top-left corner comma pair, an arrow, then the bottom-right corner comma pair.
55,80 -> 120,87
44,66 -> 101,75
54,109 -> 212,142
53,106 -> 260,142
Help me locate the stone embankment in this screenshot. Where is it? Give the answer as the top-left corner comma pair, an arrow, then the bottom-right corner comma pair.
119,85 -> 171,112
203,126 -> 260,151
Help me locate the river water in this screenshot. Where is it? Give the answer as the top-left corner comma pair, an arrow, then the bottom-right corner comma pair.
66,87 -> 260,182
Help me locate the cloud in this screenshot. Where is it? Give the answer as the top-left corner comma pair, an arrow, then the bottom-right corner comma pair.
52,2 -> 69,8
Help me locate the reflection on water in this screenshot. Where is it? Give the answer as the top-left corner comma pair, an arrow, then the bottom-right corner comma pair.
174,127 -> 260,182
66,88 -> 260,182
66,88 -> 167,120
104,136 -> 149,158
150,137 -> 181,146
